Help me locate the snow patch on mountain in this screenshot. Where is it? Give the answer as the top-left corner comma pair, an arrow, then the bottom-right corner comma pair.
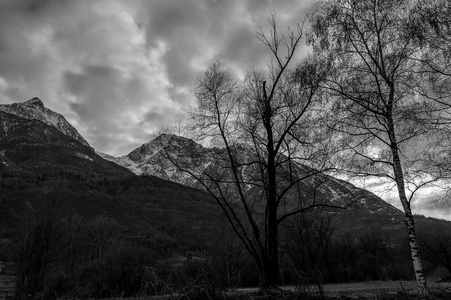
75,153 -> 93,161
97,152 -> 142,175
0,97 -> 91,148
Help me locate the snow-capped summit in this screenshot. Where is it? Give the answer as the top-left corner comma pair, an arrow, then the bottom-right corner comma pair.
127,134 -> 203,163
0,97 -> 91,148
98,134 -> 211,184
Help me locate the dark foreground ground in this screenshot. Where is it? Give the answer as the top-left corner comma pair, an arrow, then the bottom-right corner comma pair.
1,276 -> 451,300
231,281 -> 451,299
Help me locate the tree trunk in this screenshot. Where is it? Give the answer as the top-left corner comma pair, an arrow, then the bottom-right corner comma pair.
388,118 -> 428,296
262,200 -> 280,288
261,250 -> 280,288
262,83 -> 280,289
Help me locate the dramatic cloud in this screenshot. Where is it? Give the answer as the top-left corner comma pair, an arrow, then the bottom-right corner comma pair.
0,0 -> 314,155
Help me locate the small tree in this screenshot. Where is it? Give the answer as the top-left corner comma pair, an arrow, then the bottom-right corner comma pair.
167,14 -> 343,288
308,0 -> 451,295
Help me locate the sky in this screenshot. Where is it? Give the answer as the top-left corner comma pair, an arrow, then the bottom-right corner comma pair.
0,0 -> 313,156
348,177 -> 451,221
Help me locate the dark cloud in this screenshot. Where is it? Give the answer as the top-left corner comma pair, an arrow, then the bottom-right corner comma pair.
142,111 -> 166,123
145,0 -> 206,41
69,102 -> 87,118
140,109 -> 175,128
64,65 -> 120,96
246,0 -> 271,13
64,72 -> 87,96
0,0 -> 315,156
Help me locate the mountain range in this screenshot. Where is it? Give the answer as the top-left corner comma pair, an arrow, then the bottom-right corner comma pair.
0,98 -> 412,219
2,98 -> 450,226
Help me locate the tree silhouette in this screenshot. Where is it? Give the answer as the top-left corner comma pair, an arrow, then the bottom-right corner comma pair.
166,14 -> 344,288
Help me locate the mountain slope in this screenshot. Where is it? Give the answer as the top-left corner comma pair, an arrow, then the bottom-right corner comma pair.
0,110 -> 131,177
99,134 -> 217,184
0,97 -> 91,148
102,134 -> 404,220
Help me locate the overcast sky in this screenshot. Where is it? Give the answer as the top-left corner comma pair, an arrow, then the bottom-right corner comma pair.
0,0 -> 313,156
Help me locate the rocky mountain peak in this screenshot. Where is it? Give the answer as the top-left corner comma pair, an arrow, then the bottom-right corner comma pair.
149,133 -> 193,146
0,98 -> 91,148
128,134 -> 199,161
23,97 -> 44,107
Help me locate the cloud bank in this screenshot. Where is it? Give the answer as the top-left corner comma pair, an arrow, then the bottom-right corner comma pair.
0,0 -> 312,155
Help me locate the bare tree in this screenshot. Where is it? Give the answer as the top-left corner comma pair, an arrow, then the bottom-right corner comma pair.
166,14 -> 344,288
171,113 -> 188,137
308,0 -> 451,295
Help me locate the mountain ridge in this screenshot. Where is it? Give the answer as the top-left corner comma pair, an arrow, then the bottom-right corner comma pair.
0,97 -> 91,148
0,98 -> 433,221
0,108 -> 132,177
101,133 -> 405,220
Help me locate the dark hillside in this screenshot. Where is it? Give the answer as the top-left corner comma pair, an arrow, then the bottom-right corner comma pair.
0,111 -> 132,177
0,173 -> 225,255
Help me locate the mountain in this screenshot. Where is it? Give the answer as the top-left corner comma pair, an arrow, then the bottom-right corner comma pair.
101,133 -> 404,221
0,97 -> 91,148
0,100 -> 227,281
98,134 -> 215,185
0,98 -> 132,177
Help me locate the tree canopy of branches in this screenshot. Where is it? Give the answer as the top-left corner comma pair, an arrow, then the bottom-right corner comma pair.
411,0 -> 451,175
167,14 -> 342,288
308,0 -> 451,295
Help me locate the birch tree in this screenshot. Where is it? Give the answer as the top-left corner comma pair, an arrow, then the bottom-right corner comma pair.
308,0 -> 451,295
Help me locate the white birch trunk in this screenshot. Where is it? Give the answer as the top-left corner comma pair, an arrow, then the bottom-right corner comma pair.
389,126 -> 428,296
